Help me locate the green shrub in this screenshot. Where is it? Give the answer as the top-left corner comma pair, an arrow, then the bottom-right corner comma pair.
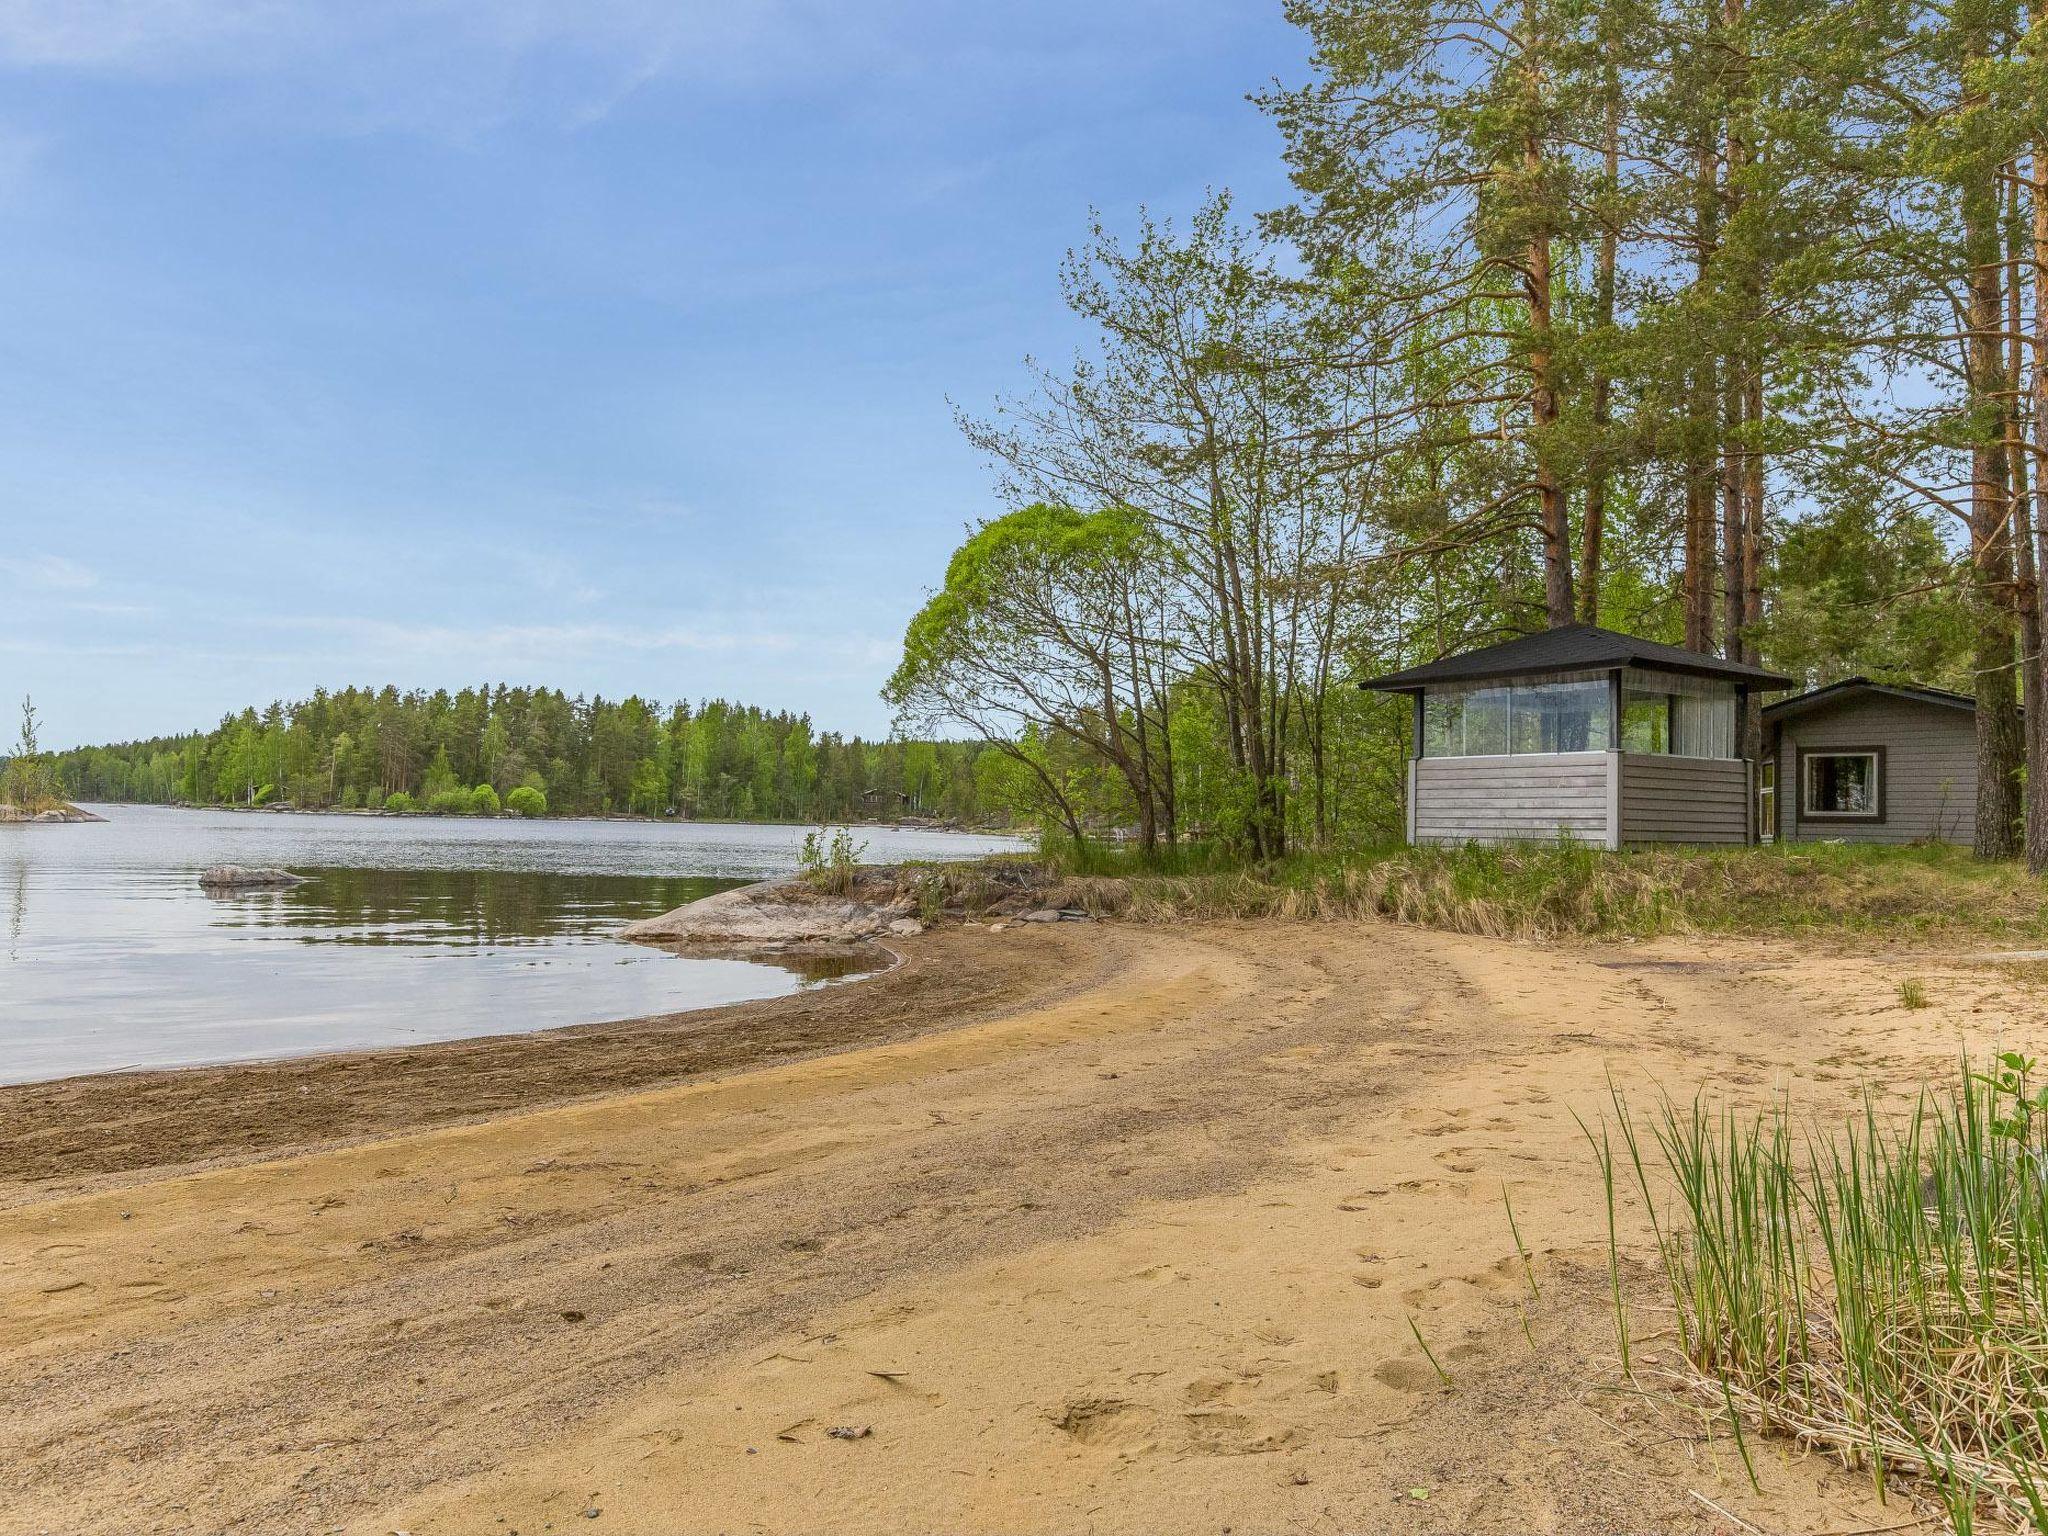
252,783 -> 276,807
384,792 -> 417,813
427,787 -> 475,816
505,785 -> 547,818
471,783 -> 501,816
799,826 -> 866,895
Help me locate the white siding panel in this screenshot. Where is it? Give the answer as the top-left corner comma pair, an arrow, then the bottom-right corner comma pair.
1412,752 -> 1613,846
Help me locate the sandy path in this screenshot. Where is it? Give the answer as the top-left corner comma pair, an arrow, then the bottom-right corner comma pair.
0,920 -> 2021,1534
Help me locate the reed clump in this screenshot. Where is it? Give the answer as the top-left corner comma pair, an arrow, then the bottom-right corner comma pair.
1593,1057 -> 2048,1532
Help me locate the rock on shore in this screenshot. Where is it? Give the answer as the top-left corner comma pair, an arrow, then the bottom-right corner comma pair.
621,879 -> 917,947
198,866 -> 307,889
0,803 -> 104,823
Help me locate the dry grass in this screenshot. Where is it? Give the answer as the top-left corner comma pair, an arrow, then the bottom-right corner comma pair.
1012,841 -> 2048,944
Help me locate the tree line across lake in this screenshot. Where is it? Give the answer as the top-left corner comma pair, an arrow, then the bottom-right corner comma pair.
45,686 -> 1010,826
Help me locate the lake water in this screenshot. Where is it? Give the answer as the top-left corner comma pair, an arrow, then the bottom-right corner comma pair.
0,806 -> 1026,1085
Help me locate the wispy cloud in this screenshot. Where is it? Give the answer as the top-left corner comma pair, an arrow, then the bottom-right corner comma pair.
0,554 -> 96,590
0,1 -> 878,136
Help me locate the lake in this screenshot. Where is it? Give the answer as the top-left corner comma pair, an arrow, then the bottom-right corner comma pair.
0,805 -> 1026,1085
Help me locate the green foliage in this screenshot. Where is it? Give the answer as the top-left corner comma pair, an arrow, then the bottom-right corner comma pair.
383,791 -> 417,813
505,784 -> 547,818
50,684 -> 1015,827
426,787 -> 475,816
797,826 -> 866,896
471,783 -> 501,816
2,696 -> 61,814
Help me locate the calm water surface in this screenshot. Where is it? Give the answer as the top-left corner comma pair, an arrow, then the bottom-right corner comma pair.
0,806 -> 1025,1084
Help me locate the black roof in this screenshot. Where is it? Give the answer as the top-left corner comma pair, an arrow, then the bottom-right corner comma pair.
1762,676 -> 1974,722
1359,623 -> 1793,692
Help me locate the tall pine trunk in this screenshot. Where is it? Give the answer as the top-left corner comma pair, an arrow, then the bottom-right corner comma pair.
1960,62 -> 2023,858
2008,160 -> 2045,869
1578,18 -> 1621,625
1520,2 -> 1574,629
2031,143 -> 2048,871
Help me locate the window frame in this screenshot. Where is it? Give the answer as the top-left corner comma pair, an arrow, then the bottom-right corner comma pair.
1416,669 -> 1612,759
1797,746 -> 1886,824
1757,758 -> 1777,844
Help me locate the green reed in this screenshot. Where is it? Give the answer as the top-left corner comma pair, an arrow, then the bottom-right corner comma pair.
1592,1056 -> 2048,1531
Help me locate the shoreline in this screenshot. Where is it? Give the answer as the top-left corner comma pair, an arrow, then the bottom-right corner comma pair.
0,924 -> 1087,1204
78,799 -> 1026,837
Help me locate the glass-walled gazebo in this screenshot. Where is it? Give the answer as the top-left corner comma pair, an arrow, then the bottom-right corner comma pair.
1365,624 -> 1789,847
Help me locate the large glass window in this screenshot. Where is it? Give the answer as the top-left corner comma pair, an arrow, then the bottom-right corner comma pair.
1420,671 -> 1610,757
1620,668 -> 1738,758
1802,751 -> 1880,818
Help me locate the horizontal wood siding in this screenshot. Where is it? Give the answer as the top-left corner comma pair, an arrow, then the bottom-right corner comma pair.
1619,753 -> 1749,844
1412,752 -> 1612,845
1776,696 -> 1975,845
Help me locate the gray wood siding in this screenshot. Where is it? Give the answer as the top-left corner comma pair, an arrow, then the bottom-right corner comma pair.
1412,752 -> 1612,845
1619,753 -> 1749,844
1773,695 -> 1975,845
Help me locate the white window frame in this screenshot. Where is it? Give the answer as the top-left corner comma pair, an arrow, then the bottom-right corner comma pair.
1800,749 -> 1883,821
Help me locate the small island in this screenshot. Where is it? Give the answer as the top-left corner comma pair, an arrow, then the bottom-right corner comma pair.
0,698 -> 99,823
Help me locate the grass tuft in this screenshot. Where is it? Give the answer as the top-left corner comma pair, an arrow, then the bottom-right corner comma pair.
1590,1055 -> 2048,1532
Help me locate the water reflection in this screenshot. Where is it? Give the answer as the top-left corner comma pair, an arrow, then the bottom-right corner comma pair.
201,866 -> 737,948
0,805 -> 1021,1084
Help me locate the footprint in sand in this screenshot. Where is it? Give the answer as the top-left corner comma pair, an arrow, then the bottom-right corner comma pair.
1051,1397 -> 1157,1449
1371,1358 -> 1438,1393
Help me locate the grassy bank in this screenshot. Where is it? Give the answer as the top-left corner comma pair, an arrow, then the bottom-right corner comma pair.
947,840 -> 2048,944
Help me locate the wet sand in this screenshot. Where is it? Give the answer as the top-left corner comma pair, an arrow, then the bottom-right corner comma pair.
0,919 -> 2017,1533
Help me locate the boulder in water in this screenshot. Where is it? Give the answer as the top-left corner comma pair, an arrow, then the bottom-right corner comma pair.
198,865 -> 306,889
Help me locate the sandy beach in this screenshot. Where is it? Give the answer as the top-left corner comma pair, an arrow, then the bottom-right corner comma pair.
0,918 -> 2021,1533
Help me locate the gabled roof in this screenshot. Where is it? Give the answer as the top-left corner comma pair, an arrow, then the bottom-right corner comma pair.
1762,676 -> 1975,723
1359,622 -> 1793,692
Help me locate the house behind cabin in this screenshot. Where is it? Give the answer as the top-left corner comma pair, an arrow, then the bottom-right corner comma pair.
1761,680 -> 1978,846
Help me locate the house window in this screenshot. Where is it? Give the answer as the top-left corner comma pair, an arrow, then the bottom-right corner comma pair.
1757,760 -> 1776,843
1421,671 -> 1610,757
1620,668 -> 1738,757
1802,750 -> 1881,819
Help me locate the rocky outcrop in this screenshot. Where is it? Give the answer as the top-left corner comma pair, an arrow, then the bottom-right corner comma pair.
0,803 -> 104,824
198,865 -> 307,889
621,879 -> 917,947
622,864 -> 1100,951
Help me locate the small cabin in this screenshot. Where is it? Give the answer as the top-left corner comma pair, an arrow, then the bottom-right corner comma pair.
1363,623 -> 1791,848
1760,678 -> 1979,845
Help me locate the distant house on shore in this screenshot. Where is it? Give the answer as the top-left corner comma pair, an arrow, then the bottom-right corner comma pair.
1760,679 -> 1979,846
1362,624 -> 1791,848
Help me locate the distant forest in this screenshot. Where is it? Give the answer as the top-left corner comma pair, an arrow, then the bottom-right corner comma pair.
50,685 -> 1007,825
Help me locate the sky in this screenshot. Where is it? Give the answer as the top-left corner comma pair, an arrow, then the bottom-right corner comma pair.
0,0 -> 1306,751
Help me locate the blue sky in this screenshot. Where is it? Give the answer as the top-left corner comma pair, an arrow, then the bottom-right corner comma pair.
0,1 -> 1304,750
